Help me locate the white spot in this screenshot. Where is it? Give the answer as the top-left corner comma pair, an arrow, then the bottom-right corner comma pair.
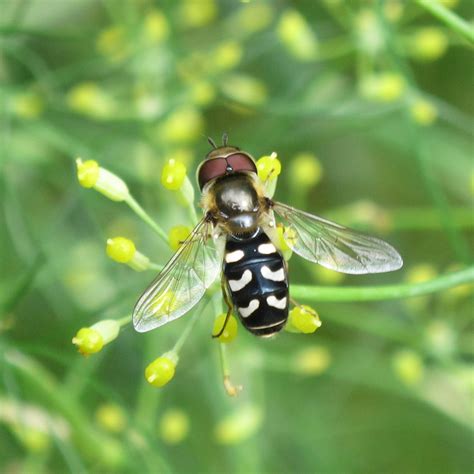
260,265 -> 285,282
239,299 -> 260,318
228,269 -> 253,292
266,295 -> 287,309
258,243 -> 277,254
225,250 -> 244,263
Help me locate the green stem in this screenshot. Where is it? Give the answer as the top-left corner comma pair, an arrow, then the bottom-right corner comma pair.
291,267 -> 474,302
172,307 -> 202,354
125,195 -> 168,243
415,0 -> 474,44
117,315 -> 132,327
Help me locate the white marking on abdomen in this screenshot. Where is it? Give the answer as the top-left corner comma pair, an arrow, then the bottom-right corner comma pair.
239,299 -> 260,318
225,249 -> 244,263
260,265 -> 285,282
228,269 -> 252,292
258,243 -> 277,255
267,295 -> 287,309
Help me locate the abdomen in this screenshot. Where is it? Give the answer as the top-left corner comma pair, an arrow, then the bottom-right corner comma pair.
223,229 -> 289,337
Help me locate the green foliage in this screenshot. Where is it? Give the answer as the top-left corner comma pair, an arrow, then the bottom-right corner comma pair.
0,1 -> 473,473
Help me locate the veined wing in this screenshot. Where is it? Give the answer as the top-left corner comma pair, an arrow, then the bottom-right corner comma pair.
133,217 -> 221,332
272,201 -> 403,274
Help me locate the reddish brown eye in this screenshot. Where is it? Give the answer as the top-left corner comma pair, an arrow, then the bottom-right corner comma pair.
226,153 -> 257,175
198,158 -> 227,190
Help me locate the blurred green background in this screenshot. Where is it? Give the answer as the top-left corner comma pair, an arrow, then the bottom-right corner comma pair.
1,0 -> 473,473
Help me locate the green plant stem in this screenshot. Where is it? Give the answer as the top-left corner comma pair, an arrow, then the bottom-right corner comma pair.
125,195 -> 168,243
291,267 -> 473,303
415,0 -> 474,44
172,307 -> 202,354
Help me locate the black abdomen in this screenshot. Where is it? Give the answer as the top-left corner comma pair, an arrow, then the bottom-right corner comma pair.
223,230 -> 289,336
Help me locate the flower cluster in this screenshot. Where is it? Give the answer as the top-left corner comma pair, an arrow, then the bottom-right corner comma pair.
73,152 -> 322,394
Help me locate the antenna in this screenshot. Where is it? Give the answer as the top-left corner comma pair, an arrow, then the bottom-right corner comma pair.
222,132 -> 228,146
207,136 -> 217,149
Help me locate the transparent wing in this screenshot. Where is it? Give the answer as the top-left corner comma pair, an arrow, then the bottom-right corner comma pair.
272,201 -> 403,274
133,217 -> 221,332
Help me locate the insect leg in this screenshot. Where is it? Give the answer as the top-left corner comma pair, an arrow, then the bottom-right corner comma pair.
212,276 -> 234,338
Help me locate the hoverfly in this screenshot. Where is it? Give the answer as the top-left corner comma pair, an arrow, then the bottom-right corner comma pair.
133,135 -> 403,337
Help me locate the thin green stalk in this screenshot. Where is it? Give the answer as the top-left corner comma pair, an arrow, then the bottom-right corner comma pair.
125,195 -> 168,243
415,0 -> 474,44
172,307 -> 202,354
291,266 -> 474,302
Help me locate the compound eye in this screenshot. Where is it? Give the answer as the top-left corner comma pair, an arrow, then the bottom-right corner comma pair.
198,158 -> 227,190
226,153 -> 257,175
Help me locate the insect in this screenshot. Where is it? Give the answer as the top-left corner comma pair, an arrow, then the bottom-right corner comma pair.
133,135 -> 403,337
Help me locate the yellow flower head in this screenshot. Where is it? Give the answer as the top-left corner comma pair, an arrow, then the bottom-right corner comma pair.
256,152 -> 281,182
410,27 -> 448,62
392,349 -> 424,386
294,346 -> 331,375
11,92 -> 44,119
72,328 -> 104,355
76,159 -> 99,188
143,9 -> 170,44
95,403 -> 127,433
159,107 -> 204,144
168,225 -> 192,251
277,9 -> 318,61
106,237 -> 136,263
286,305 -> 321,334
212,314 -> 238,343
214,405 -> 263,445
179,0 -> 217,28
289,152 -> 323,188
410,99 -> 438,126
145,355 -> 177,388
161,159 -> 187,191
361,72 -> 405,102
159,409 -> 190,445
213,41 -> 243,71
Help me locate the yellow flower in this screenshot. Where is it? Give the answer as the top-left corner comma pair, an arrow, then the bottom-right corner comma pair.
168,225 -> 192,251
289,152 -> 323,188
212,314 -> 238,343
95,403 -> 127,433
76,159 -> 130,202
313,265 -> 345,285
159,409 -> 190,445
410,99 -> 438,126
190,81 -> 216,106
161,159 -> 187,191
143,9 -> 169,44
256,152 -> 281,182
277,10 -> 318,61
67,82 -> 114,118
410,27 -> 448,61
220,74 -> 267,107
293,346 -> 331,375
214,405 -> 263,445
179,0 -> 217,28
106,237 -> 150,271
213,41 -> 243,71
234,2 -> 274,34
361,73 -> 405,102
145,354 -> 177,388
392,349 -> 424,386
355,9 -> 384,55
159,107 -> 204,144
286,305 -> 321,334
72,320 -> 120,356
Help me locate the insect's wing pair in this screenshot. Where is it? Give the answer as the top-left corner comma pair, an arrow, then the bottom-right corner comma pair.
133,203 -> 403,332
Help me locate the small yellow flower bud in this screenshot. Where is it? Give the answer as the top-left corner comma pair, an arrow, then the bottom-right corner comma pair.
234,3 -> 274,34
392,349 -> 424,386
67,82 -> 115,118
72,328 -> 104,355
161,159 -> 187,191
106,237 -> 136,263
212,314 -> 238,343
96,26 -> 128,62
190,81 -> 216,106
410,100 -> 438,126
276,225 -> 292,253
294,346 -> 331,375
256,152 -> 281,182
76,159 -> 99,188
159,408 -> 190,445
220,74 -> 267,107
313,265 -> 345,284
277,10 -> 318,61
95,403 -> 127,433
214,405 -> 263,445
361,73 -> 405,102
179,0 -> 217,28
286,305 -> 321,334
145,355 -> 177,388
159,107 -> 204,144
410,27 -> 448,62
168,225 -> 192,251
76,159 -> 130,201
289,152 -> 323,188
214,41 -> 243,71
143,9 -> 169,44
